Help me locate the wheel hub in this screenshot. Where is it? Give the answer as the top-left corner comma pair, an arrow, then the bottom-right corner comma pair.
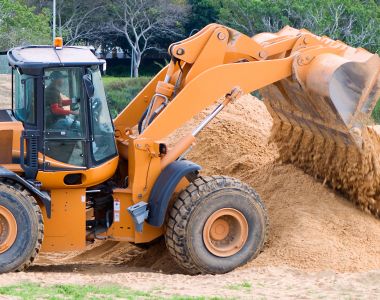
0,206 -> 17,254
210,219 -> 229,240
203,208 -> 248,257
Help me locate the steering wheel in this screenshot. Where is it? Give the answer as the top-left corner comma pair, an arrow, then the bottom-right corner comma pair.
69,110 -> 81,131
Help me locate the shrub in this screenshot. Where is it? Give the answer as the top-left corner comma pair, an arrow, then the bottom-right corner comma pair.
104,76 -> 152,117
372,100 -> 380,124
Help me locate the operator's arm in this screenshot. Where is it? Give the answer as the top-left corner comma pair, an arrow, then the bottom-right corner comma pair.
60,99 -> 72,106
59,93 -> 72,106
52,94 -> 79,115
50,103 -> 78,115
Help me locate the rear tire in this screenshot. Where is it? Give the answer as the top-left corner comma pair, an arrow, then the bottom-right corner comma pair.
0,181 -> 44,273
165,176 -> 268,274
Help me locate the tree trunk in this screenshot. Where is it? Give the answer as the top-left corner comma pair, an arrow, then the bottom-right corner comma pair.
133,64 -> 139,77
133,51 -> 141,78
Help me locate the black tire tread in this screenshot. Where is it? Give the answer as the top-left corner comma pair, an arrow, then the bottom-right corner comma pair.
0,180 -> 44,272
165,175 -> 268,274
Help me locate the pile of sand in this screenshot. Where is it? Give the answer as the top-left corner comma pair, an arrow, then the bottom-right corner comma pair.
267,106 -> 380,218
37,95 -> 380,273
259,76 -> 380,219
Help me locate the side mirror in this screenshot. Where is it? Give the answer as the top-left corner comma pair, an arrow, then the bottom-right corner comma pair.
83,74 -> 94,98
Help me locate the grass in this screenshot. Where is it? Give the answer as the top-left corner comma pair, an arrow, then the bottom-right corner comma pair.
226,281 -> 252,291
0,282 -> 228,300
103,76 -> 152,118
371,98 -> 380,124
0,282 -> 149,300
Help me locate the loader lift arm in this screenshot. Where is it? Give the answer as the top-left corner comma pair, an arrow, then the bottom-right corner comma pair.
114,23 -> 379,170
114,23 -> 299,139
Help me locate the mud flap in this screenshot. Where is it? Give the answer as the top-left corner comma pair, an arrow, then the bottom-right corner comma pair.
147,160 -> 201,227
0,166 -> 51,218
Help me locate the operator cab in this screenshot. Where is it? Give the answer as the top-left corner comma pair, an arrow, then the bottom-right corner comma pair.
7,45 -> 117,177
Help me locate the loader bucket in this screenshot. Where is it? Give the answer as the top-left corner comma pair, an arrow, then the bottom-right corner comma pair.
262,52 -> 380,145
260,46 -> 380,217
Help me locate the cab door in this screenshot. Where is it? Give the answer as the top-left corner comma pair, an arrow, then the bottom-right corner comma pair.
42,67 -> 89,172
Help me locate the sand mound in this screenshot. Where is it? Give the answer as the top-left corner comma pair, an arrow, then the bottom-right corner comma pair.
37,95 -> 380,273
268,111 -> 380,218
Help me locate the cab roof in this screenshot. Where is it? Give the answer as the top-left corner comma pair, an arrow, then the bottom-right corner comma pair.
7,45 -> 104,69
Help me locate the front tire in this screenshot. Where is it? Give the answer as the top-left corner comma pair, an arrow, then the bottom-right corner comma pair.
0,182 -> 44,273
165,176 -> 268,274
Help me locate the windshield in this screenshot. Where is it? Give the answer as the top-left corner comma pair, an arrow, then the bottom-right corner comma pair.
88,67 -> 117,164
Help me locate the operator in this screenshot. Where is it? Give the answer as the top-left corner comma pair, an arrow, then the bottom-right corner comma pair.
45,71 -> 79,130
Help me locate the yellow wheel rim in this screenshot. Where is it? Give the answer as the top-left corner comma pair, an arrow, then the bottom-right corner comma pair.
203,208 -> 248,257
0,206 -> 17,254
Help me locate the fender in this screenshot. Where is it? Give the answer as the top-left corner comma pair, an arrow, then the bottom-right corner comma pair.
147,160 -> 201,227
0,167 -> 51,218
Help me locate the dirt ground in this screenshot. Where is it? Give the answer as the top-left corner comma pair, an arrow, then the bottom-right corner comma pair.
0,95 -> 379,298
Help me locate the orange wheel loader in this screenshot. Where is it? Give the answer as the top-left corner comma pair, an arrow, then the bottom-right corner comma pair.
0,24 -> 378,274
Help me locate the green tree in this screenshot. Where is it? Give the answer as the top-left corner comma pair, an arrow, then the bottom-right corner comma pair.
0,0 -> 51,51
108,0 -> 189,77
186,0 -> 219,33
202,0 -> 379,53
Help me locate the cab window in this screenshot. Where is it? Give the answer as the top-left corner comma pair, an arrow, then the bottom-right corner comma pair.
87,67 -> 117,164
0,54 -> 12,109
13,69 -> 36,124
